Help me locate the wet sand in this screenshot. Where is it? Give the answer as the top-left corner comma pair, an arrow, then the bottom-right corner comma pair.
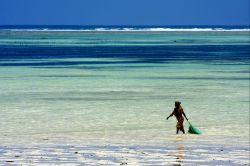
1,136 -> 249,165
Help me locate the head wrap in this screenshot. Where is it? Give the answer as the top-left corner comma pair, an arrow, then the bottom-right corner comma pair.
175,101 -> 181,105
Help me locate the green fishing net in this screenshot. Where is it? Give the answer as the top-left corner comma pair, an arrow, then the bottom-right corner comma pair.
188,122 -> 202,134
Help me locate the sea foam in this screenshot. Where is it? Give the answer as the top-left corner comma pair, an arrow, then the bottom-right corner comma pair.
2,27 -> 250,32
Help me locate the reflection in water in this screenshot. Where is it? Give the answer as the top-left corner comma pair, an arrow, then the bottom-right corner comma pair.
174,136 -> 185,165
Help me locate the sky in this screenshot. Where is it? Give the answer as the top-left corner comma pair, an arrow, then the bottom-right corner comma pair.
0,0 -> 249,25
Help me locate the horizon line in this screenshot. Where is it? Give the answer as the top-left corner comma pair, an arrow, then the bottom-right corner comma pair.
0,24 -> 249,27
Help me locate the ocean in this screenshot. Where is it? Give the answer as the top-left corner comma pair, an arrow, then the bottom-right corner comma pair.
0,25 -> 249,165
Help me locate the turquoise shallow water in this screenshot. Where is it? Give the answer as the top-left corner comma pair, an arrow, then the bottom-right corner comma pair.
0,31 -> 249,144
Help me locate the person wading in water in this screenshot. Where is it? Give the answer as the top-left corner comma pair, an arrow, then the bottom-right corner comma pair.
166,101 -> 188,134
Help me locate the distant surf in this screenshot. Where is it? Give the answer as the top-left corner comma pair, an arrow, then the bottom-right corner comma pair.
0,25 -> 249,32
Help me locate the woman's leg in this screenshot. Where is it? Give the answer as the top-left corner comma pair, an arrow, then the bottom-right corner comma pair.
182,128 -> 185,134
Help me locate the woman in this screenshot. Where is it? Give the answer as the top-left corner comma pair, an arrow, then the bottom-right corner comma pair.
166,101 -> 188,134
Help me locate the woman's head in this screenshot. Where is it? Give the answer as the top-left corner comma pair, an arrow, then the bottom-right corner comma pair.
175,101 -> 181,107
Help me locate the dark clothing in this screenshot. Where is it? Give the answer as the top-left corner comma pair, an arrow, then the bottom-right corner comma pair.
171,106 -> 184,121
170,106 -> 185,130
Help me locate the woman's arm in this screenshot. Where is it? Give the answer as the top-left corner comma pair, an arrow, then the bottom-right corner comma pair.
182,110 -> 188,121
166,110 -> 175,120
